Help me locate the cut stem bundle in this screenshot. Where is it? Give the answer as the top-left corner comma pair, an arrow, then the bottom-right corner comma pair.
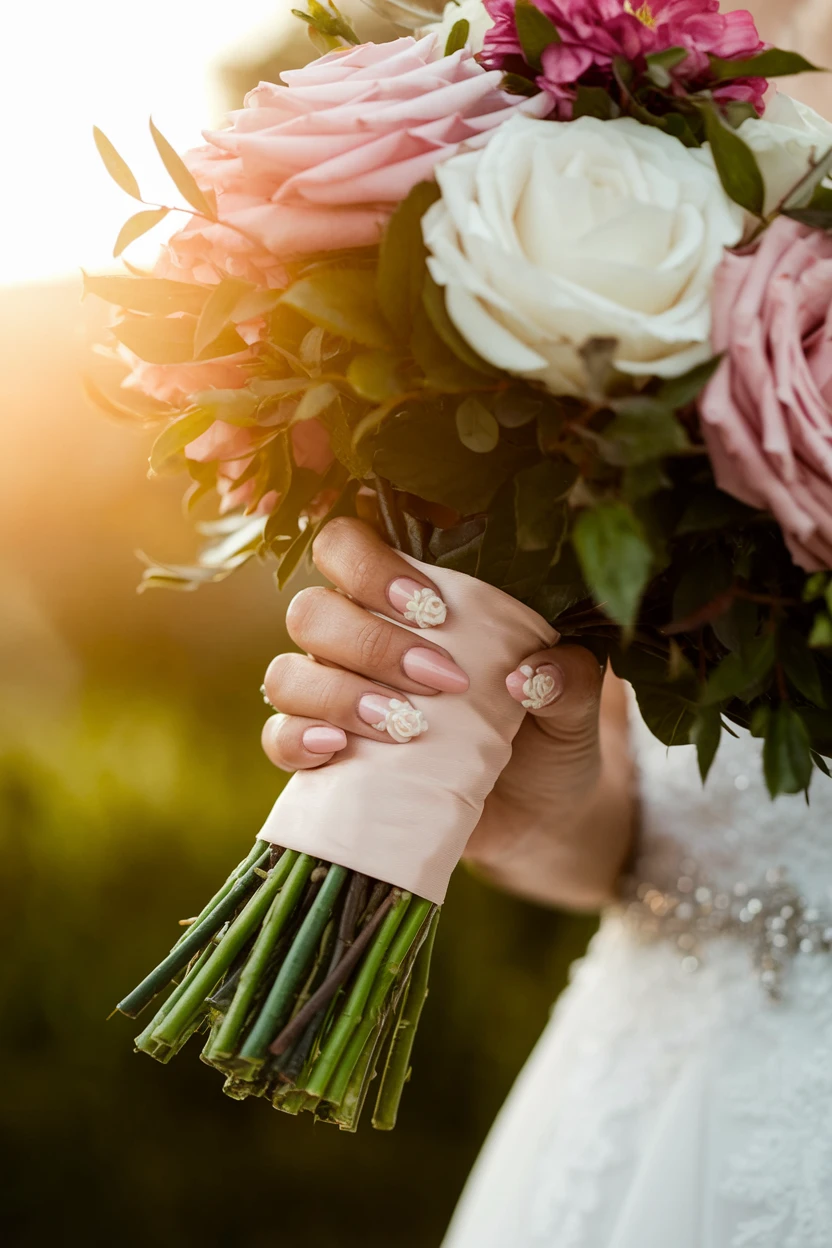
116,842 -> 439,1131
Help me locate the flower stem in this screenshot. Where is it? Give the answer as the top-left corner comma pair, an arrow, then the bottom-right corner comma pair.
116,845 -> 271,1018
172,841 -> 265,949
147,849 -> 299,1054
302,889 -> 411,1100
237,863 -> 348,1068
206,853 -> 320,1061
373,908 -> 440,1131
324,898 -> 433,1107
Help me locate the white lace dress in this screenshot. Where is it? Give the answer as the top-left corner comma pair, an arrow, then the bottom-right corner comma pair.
444,712 -> 832,1248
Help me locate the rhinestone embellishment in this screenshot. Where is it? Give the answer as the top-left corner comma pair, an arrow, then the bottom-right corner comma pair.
618,862 -> 832,1000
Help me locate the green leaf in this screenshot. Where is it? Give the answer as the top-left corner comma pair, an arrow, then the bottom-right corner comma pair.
804,572 -> 830,603
514,460 -> 576,552
633,684 -> 696,748
113,207 -> 169,258
82,374 -> 175,426
622,460 -> 671,502
780,628 -> 827,706
602,400 -> 689,466
763,703 -> 813,797
701,103 -> 765,216
149,410 -> 217,474
444,18 -> 470,55
514,0 -> 561,71
701,633 -> 775,705
346,351 -> 405,403
410,301 -> 495,391
709,49 -> 822,81
377,182 -> 440,341
292,381 -> 339,424
781,149 -> 832,216
572,85 -> 620,121
112,313 -> 245,364
82,271 -> 209,317
193,278 -> 252,358
654,356 -> 723,410
690,705 -> 722,782
149,118 -> 216,219
809,612 -> 832,649
372,403 -> 530,514
456,397 -> 499,453
281,268 -> 395,349
572,503 -> 653,627
93,127 -> 142,200
675,489 -> 757,535
645,46 -> 689,88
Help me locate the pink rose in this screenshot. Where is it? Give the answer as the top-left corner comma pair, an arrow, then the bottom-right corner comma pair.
700,218 -> 832,571
482,0 -> 766,117
171,34 -> 550,269
186,416 -> 334,515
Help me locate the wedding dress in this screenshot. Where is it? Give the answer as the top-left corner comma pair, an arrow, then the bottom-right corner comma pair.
443,711 -> 832,1248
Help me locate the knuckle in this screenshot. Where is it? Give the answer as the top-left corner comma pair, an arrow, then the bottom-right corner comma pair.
349,546 -> 381,604
285,586 -> 329,645
313,668 -> 344,721
355,617 -> 394,672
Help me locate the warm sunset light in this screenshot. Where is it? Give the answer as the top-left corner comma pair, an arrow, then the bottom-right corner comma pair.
2,2 -> 292,285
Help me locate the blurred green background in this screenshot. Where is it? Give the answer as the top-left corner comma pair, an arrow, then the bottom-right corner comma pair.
0,6 -> 595,1244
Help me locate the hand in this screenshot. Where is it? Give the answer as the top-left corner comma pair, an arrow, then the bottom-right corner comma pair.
261,517 -> 635,910
261,517 -> 469,766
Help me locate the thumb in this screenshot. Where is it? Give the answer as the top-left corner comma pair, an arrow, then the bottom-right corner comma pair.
506,645 -> 605,740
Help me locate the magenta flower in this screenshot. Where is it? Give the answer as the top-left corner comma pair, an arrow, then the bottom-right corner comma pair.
481,0 -> 766,117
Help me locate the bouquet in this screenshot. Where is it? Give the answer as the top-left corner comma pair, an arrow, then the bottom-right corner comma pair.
90,0 -> 832,1131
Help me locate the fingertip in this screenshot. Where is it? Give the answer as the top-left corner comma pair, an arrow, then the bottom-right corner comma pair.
302,726 -> 348,755
506,662 -> 564,712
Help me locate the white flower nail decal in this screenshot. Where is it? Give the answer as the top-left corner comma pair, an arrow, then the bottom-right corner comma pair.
374,698 -> 429,743
520,664 -> 558,710
404,587 -> 447,629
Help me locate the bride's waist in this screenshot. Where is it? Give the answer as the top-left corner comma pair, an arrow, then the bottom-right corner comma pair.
613,848 -> 832,1000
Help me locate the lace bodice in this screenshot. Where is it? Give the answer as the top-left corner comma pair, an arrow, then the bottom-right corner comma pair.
631,712 -> 832,908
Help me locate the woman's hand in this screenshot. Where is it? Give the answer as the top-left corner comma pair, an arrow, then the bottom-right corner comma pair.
261,517 -> 636,911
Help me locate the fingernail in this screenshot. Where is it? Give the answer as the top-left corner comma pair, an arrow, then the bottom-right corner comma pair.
358,694 -> 429,743
302,726 -> 348,755
387,578 -> 447,628
402,646 -> 469,693
506,663 -> 563,710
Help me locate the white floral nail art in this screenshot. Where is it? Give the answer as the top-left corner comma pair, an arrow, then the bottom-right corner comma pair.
374,698 -> 429,743
519,664 -> 559,710
404,586 -> 447,629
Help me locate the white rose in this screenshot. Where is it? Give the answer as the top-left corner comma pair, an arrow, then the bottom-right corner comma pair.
423,0 -> 493,52
737,93 -> 832,215
422,114 -> 745,397
374,698 -> 429,743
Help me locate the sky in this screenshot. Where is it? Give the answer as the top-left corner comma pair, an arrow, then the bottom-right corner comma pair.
1,1 -> 299,286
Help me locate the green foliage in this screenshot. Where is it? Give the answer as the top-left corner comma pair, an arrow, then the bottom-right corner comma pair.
445,18 -> 470,56
514,0 -> 561,70
193,279 -> 253,358
113,207 -> 170,258
763,703 -> 814,797
709,49 -> 823,81
282,268 -> 395,349
700,102 -> 765,216
690,705 -> 722,782
573,503 -> 653,627
456,397 -> 500,453
93,126 -> 142,200
149,118 -> 217,219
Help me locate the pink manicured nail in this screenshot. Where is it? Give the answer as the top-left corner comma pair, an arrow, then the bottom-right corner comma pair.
506,663 -> 563,710
402,647 -> 469,693
302,726 -> 348,755
358,694 -> 429,743
387,578 -> 447,628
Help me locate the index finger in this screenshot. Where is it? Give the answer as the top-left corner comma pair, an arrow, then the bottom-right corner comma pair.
311,517 -> 448,629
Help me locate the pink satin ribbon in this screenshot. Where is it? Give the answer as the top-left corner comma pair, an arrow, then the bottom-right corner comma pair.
257,556 -> 557,904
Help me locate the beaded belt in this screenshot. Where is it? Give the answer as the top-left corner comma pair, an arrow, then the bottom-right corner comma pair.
617,860 -> 832,1000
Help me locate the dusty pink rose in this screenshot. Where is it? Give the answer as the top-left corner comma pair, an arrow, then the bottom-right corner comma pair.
700,218 -> 832,571
171,34 -> 550,271
482,0 -> 766,117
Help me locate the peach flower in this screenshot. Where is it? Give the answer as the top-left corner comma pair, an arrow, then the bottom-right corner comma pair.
172,34 -> 551,268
